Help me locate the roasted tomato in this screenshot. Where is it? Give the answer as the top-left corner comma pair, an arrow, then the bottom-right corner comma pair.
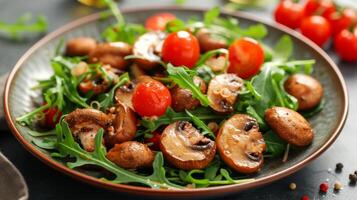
162,31 -> 200,68
132,80 -> 172,117
43,106 -> 62,129
228,37 -> 264,79
145,13 -> 176,31
144,132 -> 161,151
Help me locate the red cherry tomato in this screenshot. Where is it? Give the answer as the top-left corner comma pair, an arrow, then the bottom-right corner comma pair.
228,37 -> 264,79
334,27 -> 357,62
300,16 -> 331,47
162,31 -> 200,68
304,0 -> 336,18
43,107 -> 62,129
144,132 -> 161,151
274,0 -> 304,29
145,13 -> 176,31
327,9 -> 357,35
132,80 -> 171,117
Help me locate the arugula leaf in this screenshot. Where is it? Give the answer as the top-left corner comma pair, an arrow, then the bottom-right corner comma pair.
0,14 -> 47,40
273,35 -> 293,62
141,107 -> 225,133
167,64 -> 210,106
204,7 -> 220,26
185,110 -> 215,139
54,120 -> 183,189
97,73 -> 130,109
263,130 -> 286,157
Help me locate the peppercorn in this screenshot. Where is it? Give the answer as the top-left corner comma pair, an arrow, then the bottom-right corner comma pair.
301,195 -> 310,200
355,170 -> 357,176
334,181 -> 343,190
349,174 -> 357,183
335,163 -> 343,172
289,182 -> 297,190
320,182 -> 329,193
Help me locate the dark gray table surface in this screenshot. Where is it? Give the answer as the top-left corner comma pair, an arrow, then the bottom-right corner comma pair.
1,0 -> 357,199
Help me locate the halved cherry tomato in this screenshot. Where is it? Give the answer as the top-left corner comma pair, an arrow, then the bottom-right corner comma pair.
43,107 -> 62,129
132,80 -> 171,117
162,31 -> 200,68
334,27 -> 357,62
300,16 -> 331,47
144,132 -> 161,151
327,9 -> 356,35
304,0 -> 336,18
145,13 -> 176,31
274,0 -> 304,29
228,37 -> 264,79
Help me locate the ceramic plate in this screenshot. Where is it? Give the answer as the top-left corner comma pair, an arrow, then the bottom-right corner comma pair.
4,7 -> 348,198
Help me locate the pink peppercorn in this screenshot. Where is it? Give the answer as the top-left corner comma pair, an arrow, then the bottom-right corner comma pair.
301,195 -> 310,200
320,182 -> 329,193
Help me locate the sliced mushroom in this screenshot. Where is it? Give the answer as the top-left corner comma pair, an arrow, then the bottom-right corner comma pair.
196,29 -> 227,52
107,141 -> 154,169
265,107 -> 314,147
160,121 -> 216,170
65,108 -> 111,152
207,74 -> 243,113
65,37 -> 97,57
217,114 -> 266,174
115,82 -> 135,110
133,31 -> 166,70
105,103 -> 137,147
129,63 -> 146,79
284,74 -> 323,110
205,55 -> 227,73
88,42 -> 132,70
170,76 -> 207,112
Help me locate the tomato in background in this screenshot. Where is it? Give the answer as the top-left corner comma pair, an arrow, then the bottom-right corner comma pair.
274,0 -> 305,29
300,16 -> 331,47
43,107 -> 62,129
144,132 -> 161,151
162,31 -> 200,68
304,0 -> 336,18
145,13 -> 176,31
327,9 -> 357,36
334,27 -> 357,62
228,37 -> 264,79
132,80 -> 171,117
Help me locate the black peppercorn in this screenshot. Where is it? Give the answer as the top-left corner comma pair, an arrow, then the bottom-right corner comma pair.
349,174 -> 357,183
336,163 -> 343,171
355,171 -> 357,176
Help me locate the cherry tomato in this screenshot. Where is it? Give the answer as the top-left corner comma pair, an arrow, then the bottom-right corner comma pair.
274,0 -> 304,29
228,37 -> 264,79
43,106 -> 62,129
145,13 -> 176,31
334,27 -> 357,62
300,16 -> 331,47
162,31 -> 200,68
304,0 -> 336,18
144,132 -> 161,151
132,80 -> 171,117
327,9 -> 357,35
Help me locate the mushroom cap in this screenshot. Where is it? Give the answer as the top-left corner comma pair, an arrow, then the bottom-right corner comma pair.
196,29 -> 227,52
89,42 -> 132,69
65,37 -> 97,57
207,74 -> 243,113
115,82 -> 136,110
265,106 -> 314,147
170,76 -> 207,112
133,31 -> 166,70
217,114 -> 266,174
284,74 -> 323,111
160,121 -> 216,170
105,103 -> 137,147
64,108 -> 111,152
107,141 -> 154,169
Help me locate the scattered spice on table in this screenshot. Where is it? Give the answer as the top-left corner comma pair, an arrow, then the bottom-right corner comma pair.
334,181 -> 343,191
320,182 -> 329,193
289,182 -> 296,190
335,162 -> 343,172
301,195 -> 310,200
349,174 -> 357,184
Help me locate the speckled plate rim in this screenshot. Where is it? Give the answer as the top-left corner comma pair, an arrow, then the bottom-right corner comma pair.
4,6 -> 349,197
